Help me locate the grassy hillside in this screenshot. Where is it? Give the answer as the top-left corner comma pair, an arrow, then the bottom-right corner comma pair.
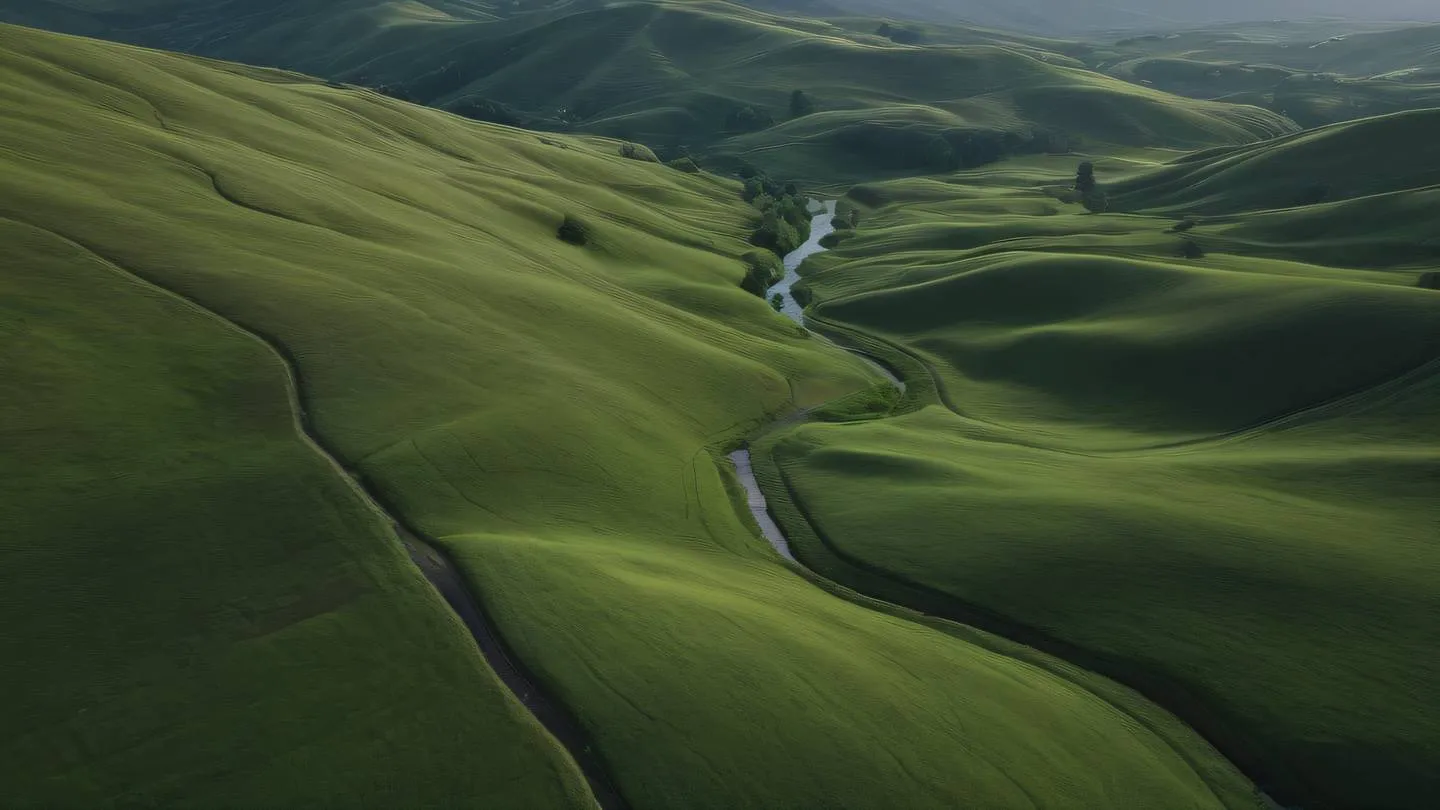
0,0 -> 1296,184
1110,108 -> 1440,214
756,149 -> 1440,809
1099,21 -> 1440,126
0,23 -> 1269,809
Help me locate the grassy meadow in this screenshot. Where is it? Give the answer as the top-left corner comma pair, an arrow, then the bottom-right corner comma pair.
0,22 -> 1278,809
761,134 -> 1440,808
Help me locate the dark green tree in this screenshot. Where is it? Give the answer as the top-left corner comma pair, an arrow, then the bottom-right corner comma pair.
1075,161 -> 1097,194
789,90 -> 815,117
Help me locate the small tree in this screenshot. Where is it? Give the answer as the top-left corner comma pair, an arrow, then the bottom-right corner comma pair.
1081,191 -> 1108,213
789,90 -> 815,118
557,215 -> 589,245
770,293 -> 785,312
1181,239 -> 1205,259
1075,161 -> 1097,194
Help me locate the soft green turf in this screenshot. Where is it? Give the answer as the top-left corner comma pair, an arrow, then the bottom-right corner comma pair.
766,149 -> 1440,808
0,23 -> 1267,809
0,217 -> 591,808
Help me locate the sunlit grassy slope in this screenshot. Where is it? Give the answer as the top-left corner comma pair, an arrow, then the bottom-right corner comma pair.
763,147 -> 1440,808
0,23 -> 1266,809
0,0 -> 1296,184
0,163 -> 592,809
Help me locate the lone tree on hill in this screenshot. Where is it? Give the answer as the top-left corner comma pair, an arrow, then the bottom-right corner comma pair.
1075,161 -> 1107,213
790,90 -> 815,118
1075,161 -> 1096,194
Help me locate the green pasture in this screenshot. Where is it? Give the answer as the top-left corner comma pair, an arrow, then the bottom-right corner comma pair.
0,22 -> 1268,810
767,138 -> 1440,808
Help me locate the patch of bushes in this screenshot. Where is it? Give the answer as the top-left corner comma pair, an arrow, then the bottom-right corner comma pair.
740,250 -> 783,297
769,293 -> 785,312
451,97 -> 530,128
876,22 -> 924,45
667,157 -> 700,173
749,184 -> 812,258
618,142 -> 659,162
371,82 -> 413,102
725,105 -> 774,133
790,90 -> 815,118
557,215 -> 590,246
1180,239 -> 1206,259
1171,217 -> 1198,233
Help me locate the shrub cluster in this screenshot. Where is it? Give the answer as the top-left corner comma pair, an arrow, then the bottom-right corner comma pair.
742,172 -> 812,257
618,141 -> 659,162
740,250 -> 784,297
876,22 -> 923,44
557,215 -> 590,245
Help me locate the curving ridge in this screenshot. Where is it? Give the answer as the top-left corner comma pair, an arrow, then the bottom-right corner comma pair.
30,223 -> 624,810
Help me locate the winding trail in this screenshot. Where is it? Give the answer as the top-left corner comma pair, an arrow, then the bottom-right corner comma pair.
20,221 -> 624,810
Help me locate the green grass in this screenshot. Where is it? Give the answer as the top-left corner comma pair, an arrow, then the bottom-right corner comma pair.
765,147 -> 1440,808
0,0 -> 1296,184
0,204 -> 591,809
0,22 -> 1269,809
1099,21 -> 1440,127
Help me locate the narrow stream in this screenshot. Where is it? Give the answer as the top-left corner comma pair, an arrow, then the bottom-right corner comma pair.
733,199 -> 900,562
769,199 -> 837,323
729,203 -> 1286,809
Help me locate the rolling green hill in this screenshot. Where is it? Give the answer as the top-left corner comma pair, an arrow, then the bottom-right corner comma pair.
1099,21 -> 1440,127
1110,108 -> 1440,214
0,0 -> 1297,184
0,22 -> 1270,809
757,141 -> 1440,809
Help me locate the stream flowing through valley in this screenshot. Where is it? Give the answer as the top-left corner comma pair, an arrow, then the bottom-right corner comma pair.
729,199 -> 899,561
